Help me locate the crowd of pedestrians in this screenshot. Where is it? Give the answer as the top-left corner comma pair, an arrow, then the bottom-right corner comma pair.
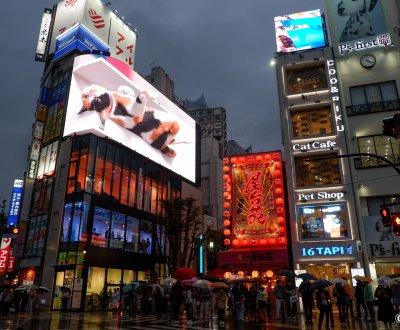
0,287 -> 45,317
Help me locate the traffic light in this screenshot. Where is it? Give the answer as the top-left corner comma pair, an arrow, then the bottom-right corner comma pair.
382,114 -> 400,138
1,226 -> 19,237
380,207 -> 391,227
392,213 -> 400,236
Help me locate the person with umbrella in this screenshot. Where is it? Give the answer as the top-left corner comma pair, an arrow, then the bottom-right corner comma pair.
316,286 -> 331,330
299,278 -> 314,325
170,280 -> 184,320
375,283 -> 396,329
354,280 -> 367,319
214,287 -> 228,327
363,279 -> 376,322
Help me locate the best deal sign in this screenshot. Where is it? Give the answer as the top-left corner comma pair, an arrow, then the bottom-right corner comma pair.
0,238 -> 11,276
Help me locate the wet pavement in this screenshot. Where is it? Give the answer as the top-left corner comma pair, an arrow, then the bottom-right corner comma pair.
0,310 -> 399,330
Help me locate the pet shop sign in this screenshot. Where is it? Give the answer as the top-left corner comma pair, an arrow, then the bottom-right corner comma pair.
292,140 -> 336,152
327,60 -> 345,133
297,191 -> 344,202
338,33 -> 391,55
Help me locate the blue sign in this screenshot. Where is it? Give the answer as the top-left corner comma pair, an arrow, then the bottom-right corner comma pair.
7,180 -> 24,227
301,244 -> 353,257
53,24 -> 109,62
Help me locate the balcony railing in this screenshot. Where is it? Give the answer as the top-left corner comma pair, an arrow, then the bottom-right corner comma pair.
346,99 -> 400,116
354,155 -> 400,169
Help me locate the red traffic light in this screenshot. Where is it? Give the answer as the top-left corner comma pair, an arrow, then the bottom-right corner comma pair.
392,214 -> 400,236
380,207 -> 391,227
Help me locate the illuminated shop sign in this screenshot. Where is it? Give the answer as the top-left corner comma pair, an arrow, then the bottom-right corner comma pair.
338,33 -> 391,56
54,23 -> 110,61
301,244 -> 353,257
297,191 -> 344,202
35,8 -> 52,61
293,140 -> 336,151
7,179 -> 24,227
327,60 -> 344,133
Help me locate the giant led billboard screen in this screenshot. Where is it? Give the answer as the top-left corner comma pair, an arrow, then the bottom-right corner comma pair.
274,9 -> 326,53
229,152 -> 287,248
325,0 -> 391,56
64,54 -> 197,183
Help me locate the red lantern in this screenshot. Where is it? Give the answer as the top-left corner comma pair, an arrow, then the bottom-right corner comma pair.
256,155 -> 263,162
270,238 -> 276,245
223,158 -> 229,164
242,239 -> 248,245
224,229 -> 231,236
223,174 -> 230,181
239,156 -> 246,163
230,157 -> 237,164
274,170 -> 281,178
277,216 -> 285,225
276,197 -> 284,205
232,239 -> 239,246
224,211 -> 230,217
260,238 -> 267,245
274,187 -> 283,195
224,239 -> 230,245
279,226 -> 285,233
223,166 -> 230,173
223,202 -> 230,209
224,220 -> 231,227
280,237 -> 287,244
276,207 -> 284,215
274,161 -> 281,169
275,179 -> 282,187
265,154 -> 271,161
223,191 -> 230,198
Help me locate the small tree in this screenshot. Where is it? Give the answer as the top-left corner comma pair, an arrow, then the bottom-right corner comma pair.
158,197 -> 211,275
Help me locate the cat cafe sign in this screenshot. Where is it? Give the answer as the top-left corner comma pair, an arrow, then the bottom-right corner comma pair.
292,140 -> 336,152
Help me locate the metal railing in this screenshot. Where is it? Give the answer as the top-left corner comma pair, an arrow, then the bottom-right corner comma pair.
346,99 -> 400,116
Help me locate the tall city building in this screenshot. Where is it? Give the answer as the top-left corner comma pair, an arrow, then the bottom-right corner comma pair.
274,9 -> 364,281
16,0 -> 199,311
325,0 -> 400,278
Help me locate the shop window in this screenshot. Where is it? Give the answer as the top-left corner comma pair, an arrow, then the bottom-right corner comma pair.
70,202 -> 83,242
86,267 -> 105,310
123,270 -> 135,284
290,106 -> 333,137
107,268 -> 122,285
92,207 -> 110,247
286,64 -> 328,94
348,81 -> 399,116
53,272 -> 64,309
58,252 -> 67,265
299,204 -> 349,239
357,135 -> 400,168
295,153 -> 341,187
94,141 -> 106,195
120,167 -> 130,205
128,170 -> 137,208
137,168 -> 144,210
103,145 -> 115,196
109,212 -> 125,249
143,177 -> 151,212
137,271 -> 145,281
125,216 -> 139,252
139,220 -> 152,254
61,203 -> 73,242
150,181 -> 158,214
111,149 -> 122,201
366,196 -> 400,216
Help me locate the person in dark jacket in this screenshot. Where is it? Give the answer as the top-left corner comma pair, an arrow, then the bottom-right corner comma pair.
316,288 -> 331,330
375,285 -> 396,329
354,280 -> 367,319
299,279 -> 313,325
170,280 -> 184,320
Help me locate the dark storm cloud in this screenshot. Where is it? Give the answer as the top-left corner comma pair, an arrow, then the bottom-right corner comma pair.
0,0 -> 324,201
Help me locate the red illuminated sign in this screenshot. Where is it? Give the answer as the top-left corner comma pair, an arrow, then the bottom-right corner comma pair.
0,238 -> 11,276
229,151 -> 287,247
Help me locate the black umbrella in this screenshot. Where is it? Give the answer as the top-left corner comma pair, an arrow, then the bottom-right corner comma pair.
297,273 -> 318,281
276,269 -> 297,277
60,286 -> 71,292
311,280 -> 332,291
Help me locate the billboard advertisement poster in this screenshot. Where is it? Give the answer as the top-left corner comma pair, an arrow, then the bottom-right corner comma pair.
0,238 -> 11,276
325,0 -> 391,55
63,54 -> 197,183
35,8 -> 52,61
7,179 -> 24,227
274,9 -> 326,53
54,23 -> 110,61
50,0 -> 136,67
230,152 -> 287,247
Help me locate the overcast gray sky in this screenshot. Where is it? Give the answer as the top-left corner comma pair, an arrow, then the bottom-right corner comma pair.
0,0 -> 325,203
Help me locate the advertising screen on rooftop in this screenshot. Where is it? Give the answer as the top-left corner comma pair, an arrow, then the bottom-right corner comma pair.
274,9 -> 326,53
